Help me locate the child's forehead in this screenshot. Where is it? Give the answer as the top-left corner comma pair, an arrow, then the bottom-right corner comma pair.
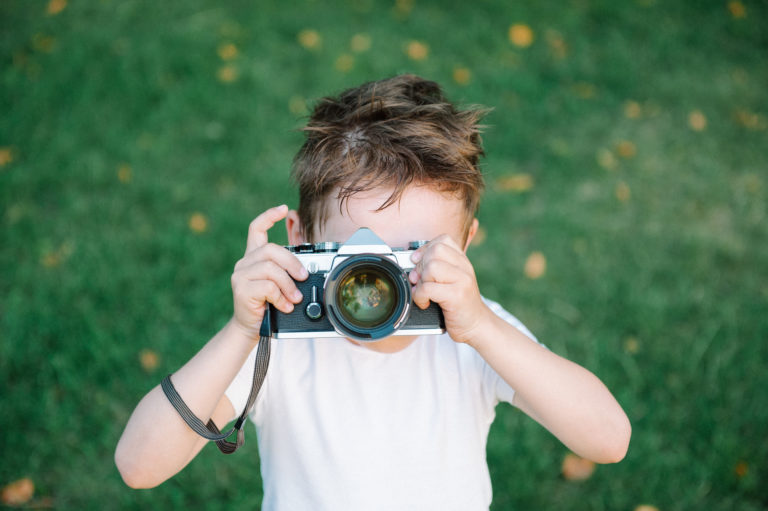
314,185 -> 467,244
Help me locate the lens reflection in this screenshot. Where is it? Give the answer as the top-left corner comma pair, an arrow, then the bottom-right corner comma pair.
337,267 -> 397,327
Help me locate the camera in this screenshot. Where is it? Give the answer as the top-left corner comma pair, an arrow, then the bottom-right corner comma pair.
267,227 -> 445,341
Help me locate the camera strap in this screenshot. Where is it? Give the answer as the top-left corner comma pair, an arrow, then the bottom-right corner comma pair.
160,313 -> 273,454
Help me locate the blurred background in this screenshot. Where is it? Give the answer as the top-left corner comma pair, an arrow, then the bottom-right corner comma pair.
1,0 -> 766,509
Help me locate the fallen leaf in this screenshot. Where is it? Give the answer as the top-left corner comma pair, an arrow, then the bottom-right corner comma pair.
688,110 -> 707,131
217,65 -> 238,83
562,453 -> 595,481
596,148 -> 618,170
394,0 -> 414,16
616,140 -> 637,158
406,40 -> 429,60
734,461 -> 748,478
217,43 -> 238,60
545,29 -> 567,59
616,181 -> 631,202
335,54 -> 354,73
1,478 -> 34,506
728,1 -> 746,18
350,33 -> 371,53
571,82 -> 595,99
453,67 -> 471,85
289,95 -> 308,116
624,336 -> 639,354
117,164 -> 132,183
189,213 -> 208,233
634,506 -> 660,511
509,24 -> 534,47
624,100 -> 642,119
0,147 -> 14,167
524,252 -> 546,279
140,349 -> 160,372
496,173 -> 534,192
46,0 -> 66,15
297,29 -> 321,50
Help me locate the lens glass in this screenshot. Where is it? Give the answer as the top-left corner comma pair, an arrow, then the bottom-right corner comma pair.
336,266 -> 397,328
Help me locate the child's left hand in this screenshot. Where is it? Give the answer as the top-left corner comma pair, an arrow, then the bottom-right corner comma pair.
409,234 -> 492,345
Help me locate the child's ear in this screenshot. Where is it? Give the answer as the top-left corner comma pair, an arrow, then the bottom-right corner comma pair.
285,209 -> 305,245
463,218 -> 480,252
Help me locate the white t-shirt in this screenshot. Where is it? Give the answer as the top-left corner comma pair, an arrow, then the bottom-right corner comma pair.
225,298 -> 538,511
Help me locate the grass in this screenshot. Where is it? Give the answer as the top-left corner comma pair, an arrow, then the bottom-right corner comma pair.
1,0 -> 767,509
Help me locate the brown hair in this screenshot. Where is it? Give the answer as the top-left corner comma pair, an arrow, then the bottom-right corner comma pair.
292,74 -> 487,242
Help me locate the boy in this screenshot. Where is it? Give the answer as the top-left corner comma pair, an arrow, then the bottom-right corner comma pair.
116,75 -> 630,510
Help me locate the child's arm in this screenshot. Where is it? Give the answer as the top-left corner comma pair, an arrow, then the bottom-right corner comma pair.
410,234 -> 631,463
115,205 -> 308,488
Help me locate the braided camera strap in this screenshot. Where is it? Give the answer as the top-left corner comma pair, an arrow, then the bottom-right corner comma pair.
161,332 -> 271,455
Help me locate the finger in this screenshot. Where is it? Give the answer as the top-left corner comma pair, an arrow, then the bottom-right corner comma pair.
237,243 -> 309,282
242,279 -> 295,314
411,281 -> 455,310
235,260 -> 304,304
416,258 -> 464,285
245,205 -> 289,254
411,236 -> 468,270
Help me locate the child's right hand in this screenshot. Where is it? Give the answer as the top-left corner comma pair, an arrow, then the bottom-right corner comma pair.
230,205 -> 308,339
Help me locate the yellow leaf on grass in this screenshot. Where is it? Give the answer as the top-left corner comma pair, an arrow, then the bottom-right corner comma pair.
509,24 -> 534,47
46,0 -> 67,15
1,478 -> 34,506
406,40 -> 429,61
734,461 -> 749,478
524,252 -> 546,279
624,100 -> 642,119
616,181 -> 631,202
688,110 -> 707,131
350,33 -> 371,53
189,213 -> 208,233
217,43 -> 238,61
616,140 -> 637,159
728,1 -> 746,18
140,349 -> 160,372
562,453 -> 595,481
596,148 -> 618,170
496,173 -> 533,192
0,147 -> 14,167
298,29 -> 321,50
453,67 -> 471,85
117,163 -> 132,183
335,54 -> 354,73
217,65 -> 238,83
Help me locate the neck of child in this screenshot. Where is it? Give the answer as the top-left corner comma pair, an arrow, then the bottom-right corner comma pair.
345,334 -> 419,354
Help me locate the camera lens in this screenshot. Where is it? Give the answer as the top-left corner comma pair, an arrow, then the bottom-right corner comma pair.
336,267 -> 397,328
324,255 -> 411,340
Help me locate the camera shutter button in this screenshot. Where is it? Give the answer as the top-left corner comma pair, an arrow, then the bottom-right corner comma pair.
305,286 -> 323,320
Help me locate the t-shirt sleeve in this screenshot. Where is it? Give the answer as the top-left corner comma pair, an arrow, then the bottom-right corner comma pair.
480,297 -> 544,406
224,345 -> 259,420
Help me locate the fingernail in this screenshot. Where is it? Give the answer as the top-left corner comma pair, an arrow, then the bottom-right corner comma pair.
293,290 -> 303,301
411,251 -> 422,263
299,267 -> 309,279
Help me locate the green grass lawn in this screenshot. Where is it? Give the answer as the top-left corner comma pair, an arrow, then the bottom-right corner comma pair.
2,0 -> 767,509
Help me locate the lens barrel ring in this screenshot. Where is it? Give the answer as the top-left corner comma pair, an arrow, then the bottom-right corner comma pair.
324,254 -> 412,341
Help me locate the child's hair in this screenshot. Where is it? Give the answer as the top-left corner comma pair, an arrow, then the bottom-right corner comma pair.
292,74 -> 487,242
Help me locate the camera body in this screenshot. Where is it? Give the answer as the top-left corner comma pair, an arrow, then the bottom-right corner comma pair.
268,227 -> 445,341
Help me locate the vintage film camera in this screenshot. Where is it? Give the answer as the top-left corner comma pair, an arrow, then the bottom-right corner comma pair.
267,228 -> 445,341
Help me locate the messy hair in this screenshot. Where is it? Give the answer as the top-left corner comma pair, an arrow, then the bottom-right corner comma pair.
292,74 -> 487,242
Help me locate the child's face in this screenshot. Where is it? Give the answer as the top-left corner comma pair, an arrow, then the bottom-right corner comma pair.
289,185 -> 476,252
